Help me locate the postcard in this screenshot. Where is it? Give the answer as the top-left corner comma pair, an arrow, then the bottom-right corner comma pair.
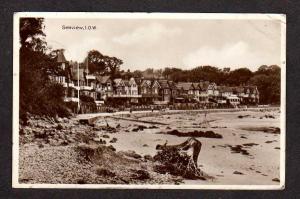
13,12 -> 286,189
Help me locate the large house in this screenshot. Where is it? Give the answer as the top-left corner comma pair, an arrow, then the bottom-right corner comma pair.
50,50 -> 260,111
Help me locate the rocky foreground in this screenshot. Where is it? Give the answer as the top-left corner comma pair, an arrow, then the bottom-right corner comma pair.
19,115 -> 204,184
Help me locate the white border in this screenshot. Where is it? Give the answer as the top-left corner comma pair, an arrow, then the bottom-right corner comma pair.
12,12 -> 286,189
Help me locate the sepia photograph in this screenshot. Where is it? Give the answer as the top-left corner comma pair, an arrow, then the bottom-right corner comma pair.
13,12 -> 286,189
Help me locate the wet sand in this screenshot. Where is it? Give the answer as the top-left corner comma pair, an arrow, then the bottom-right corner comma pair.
95,109 -> 281,185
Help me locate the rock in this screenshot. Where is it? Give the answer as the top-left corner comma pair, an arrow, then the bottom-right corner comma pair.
33,130 -> 47,139
148,126 -> 158,129
56,124 -> 63,130
110,138 -> 118,143
77,179 -> 86,184
102,134 -> 110,139
99,139 -> 106,144
96,168 -> 116,177
272,178 -> 280,182
144,155 -> 154,161
132,125 -> 147,132
107,145 -> 116,151
143,144 -> 149,147
63,118 -> 69,123
56,117 -> 63,123
161,129 -> 222,139
131,170 -> 150,180
120,150 -> 142,159
233,171 -> 244,175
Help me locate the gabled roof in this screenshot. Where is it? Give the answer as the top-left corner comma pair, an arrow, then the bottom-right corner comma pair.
199,80 -> 210,90
141,79 -> 152,87
123,80 -> 129,86
56,50 -> 67,63
128,77 -> 137,86
207,82 -> 217,90
114,78 -> 124,86
243,86 -> 258,94
168,81 -> 177,89
96,75 -> 111,84
71,68 -> 85,81
152,80 -> 161,88
158,80 -> 170,89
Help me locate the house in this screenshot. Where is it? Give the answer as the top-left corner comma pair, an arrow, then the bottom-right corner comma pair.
158,80 -> 171,103
176,82 -> 196,102
198,81 -> 209,103
128,77 -> 139,96
113,78 -> 126,96
140,79 -> 153,104
168,81 -> 179,103
95,75 -> 113,100
152,80 -> 162,102
207,82 -> 219,96
240,86 -> 259,104
219,86 -> 233,97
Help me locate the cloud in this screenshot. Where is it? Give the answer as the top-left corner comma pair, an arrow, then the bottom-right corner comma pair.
51,37 -> 114,62
112,23 -> 181,46
182,41 -> 276,70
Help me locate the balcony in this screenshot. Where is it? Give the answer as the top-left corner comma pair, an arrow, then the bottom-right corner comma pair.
95,100 -> 105,105
112,94 -> 142,98
62,82 -> 75,88
64,97 -> 79,102
80,85 -> 93,90
86,74 -> 96,80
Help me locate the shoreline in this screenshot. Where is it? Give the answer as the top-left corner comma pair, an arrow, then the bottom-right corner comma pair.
18,108 -> 281,186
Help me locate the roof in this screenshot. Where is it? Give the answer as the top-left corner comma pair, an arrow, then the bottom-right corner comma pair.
96,75 -> 111,84
56,50 -> 67,63
152,80 -> 161,88
219,86 -> 233,93
71,68 -> 85,81
158,80 -> 170,89
177,82 -> 194,91
168,81 -> 177,89
129,77 -> 137,86
114,78 -> 123,86
243,86 -> 258,93
123,80 -> 129,86
141,79 -> 152,87
199,81 -> 210,90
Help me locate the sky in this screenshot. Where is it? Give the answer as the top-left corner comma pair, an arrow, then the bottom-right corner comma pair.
44,17 -> 283,71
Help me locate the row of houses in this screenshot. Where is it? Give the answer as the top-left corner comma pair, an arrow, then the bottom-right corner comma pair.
51,50 -> 259,109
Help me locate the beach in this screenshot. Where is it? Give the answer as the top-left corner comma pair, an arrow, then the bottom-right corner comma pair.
18,108 -> 281,185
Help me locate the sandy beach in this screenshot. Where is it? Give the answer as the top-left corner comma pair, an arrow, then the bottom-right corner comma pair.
18,108 -> 281,185
95,109 -> 281,185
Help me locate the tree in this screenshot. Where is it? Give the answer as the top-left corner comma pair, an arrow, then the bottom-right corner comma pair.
86,50 -> 123,78
132,70 -> 143,78
20,18 -> 70,119
226,68 -> 253,86
87,50 -> 106,74
249,65 -> 280,104
107,56 -> 123,78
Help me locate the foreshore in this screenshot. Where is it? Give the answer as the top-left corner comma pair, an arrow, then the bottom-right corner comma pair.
18,107 -> 281,185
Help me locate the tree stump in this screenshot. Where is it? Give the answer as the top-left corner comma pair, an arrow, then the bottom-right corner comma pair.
154,137 -> 208,180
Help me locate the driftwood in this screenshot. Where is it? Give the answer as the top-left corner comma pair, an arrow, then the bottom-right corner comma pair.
154,137 -> 209,180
